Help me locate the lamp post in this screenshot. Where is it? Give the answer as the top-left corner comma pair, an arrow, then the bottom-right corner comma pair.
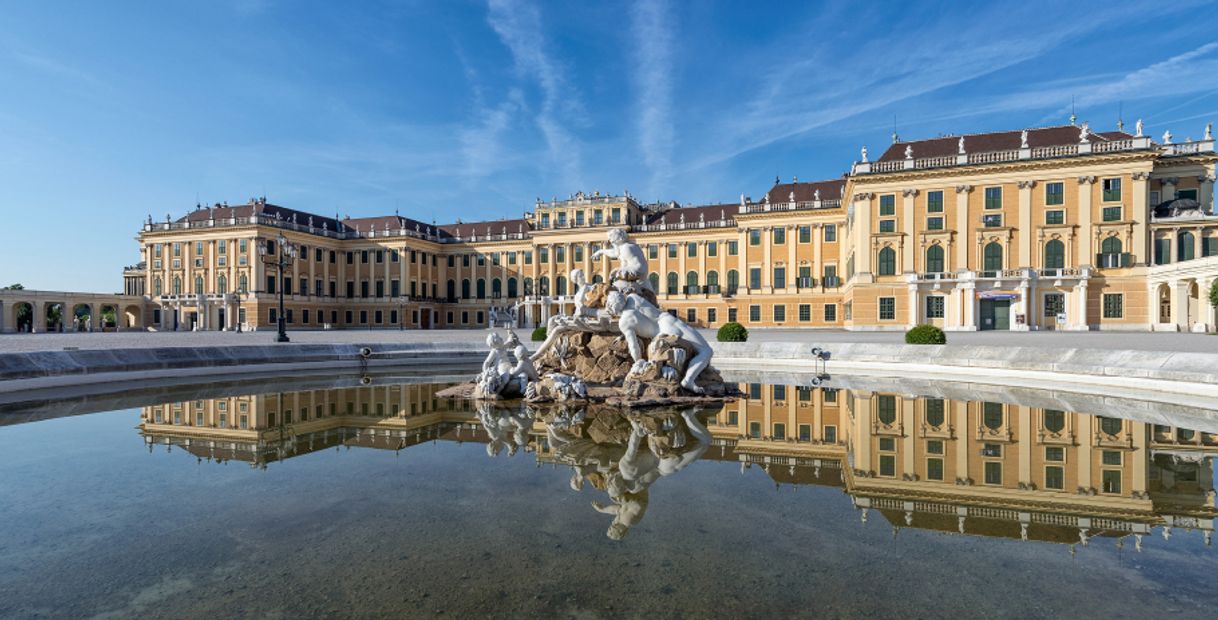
258,234 -> 298,343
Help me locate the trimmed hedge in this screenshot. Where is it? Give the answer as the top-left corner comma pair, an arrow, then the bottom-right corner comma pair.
905,324 -> 946,345
716,321 -> 748,342
531,326 -> 548,342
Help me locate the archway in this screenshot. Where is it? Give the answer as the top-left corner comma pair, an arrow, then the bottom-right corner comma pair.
45,302 -> 65,332
1157,284 -> 1171,324
13,302 -> 33,333
72,303 -> 93,332
100,304 -> 118,331
123,304 -> 143,330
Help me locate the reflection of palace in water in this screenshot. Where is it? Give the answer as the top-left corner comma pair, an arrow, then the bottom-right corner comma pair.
141,382 -> 1218,548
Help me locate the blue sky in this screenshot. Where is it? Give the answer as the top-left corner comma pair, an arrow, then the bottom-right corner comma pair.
2,0 -> 1217,291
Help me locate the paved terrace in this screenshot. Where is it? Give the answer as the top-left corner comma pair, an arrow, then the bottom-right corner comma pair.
0,328 -> 1215,354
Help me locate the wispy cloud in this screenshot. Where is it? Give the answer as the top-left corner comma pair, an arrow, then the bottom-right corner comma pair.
631,0 -> 674,197
486,0 -> 584,189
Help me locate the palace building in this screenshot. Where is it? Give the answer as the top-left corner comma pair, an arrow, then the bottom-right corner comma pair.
5,119 -> 1212,334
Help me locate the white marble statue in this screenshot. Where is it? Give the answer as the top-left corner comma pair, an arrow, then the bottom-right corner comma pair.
1020,129 -> 1029,148
618,292 -> 712,393
591,228 -> 648,285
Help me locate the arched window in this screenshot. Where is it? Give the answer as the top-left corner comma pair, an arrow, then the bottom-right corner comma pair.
1178,231 -> 1195,261
461,279 -> 471,299
447,279 -> 456,300
877,395 -> 896,425
982,402 -> 1004,430
173,276 -> 182,295
1101,236 -> 1122,255
925,245 -> 945,273
706,270 -> 719,288
877,247 -> 896,276
1043,409 -> 1065,433
686,270 -> 699,290
727,269 -> 739,292
491,278 -> 502,297
1043,239 -> 1065,269
648,272 -> 660,291
556,276 -> 567,296
217,275 -> 228,295
1098,416 -> 1122,436
153,277 -> 162,296
983,242 -> 1003,271
476,278 -> 486,299
239,274 -> 248,294
507,277 -> 518,298
539,276 -> 549,295
666,272 -> 678,294
592,274 -> 604,284
194,276 -> 204,294
523,277 -> 534,295
925,399 -> 945,427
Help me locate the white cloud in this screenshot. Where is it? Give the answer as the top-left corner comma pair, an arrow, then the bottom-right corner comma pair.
631,0 -> 674,197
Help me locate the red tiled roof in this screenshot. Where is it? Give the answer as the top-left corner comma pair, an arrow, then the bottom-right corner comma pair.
177,201 -> 347,232
644,203 -> 737,226
437,218 -> 532,239
878,125 -> 1134,162
765,179 -> 847,203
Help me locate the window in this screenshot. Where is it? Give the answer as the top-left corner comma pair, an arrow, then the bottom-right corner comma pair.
727,240 -> 738,255
771,266 -> 785,289
879,455 -> 896,477
984,186 -> 1002,209
1178,188 -> 1199,200
1045,446 -> 1065,462
1102,293 -> 1123,318
798,226 -> 811,243
666,272 -> 678,294
879,437 -> 895,452
1045,466 -> 1064,490
927,458 -> 944,481
925,245 -> 945,273
707,308 -> 716,323
927,190 -> 943,212
877,247 -> 896,275
1102,206 -> 1121,222
799,424 -> 811,441
748,268 -> 761,289
823,224 -> 836,242
773,385 -> 786,401
1178,232 -> 1196,261
773,423 -> 786,440
925,296 -> 944,318
927,439 -> 944,455
1045,181 -> 1064,205
1043,409 -> 1065,434
1102,177 -> 1122,202
539,247 -> 548,263
879,194 -> 895,216
687,308 -> 697,324
667,243 -> 678,259
1102,450 -> 1122,466
984,462 -> 1002,485
926,216 -> 944,231
573,245 -> 583,262
823,304 -> 837,322
773,305 -> 786,322
982,213 -> 1003,228
876,395 -> 896,424
749,383 -> 762,399
982,402 -> 1004,430
749,229 -> 761,246
1204,237 -> 1218,257
879,220 -> 896,233
773,228 -> 786,244
925,399 -> 945,427
824,426 -> 837,443
1098,416 -> 1122,436
749,305 -> 761,322
798,304 -> 811,321
707,241 -> 717,256
554,247 -> 565,263
1045,210 -> 1064,225
1155,238 -> 1172,265
1101,470 -> 1122,494
983,242 -> 1003,271
878,297 -> 895,320
1043,239 -> 1065,269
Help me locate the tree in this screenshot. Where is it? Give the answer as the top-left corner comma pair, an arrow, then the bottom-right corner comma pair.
1210,279 -> 1218,309
2,283 -> 24,290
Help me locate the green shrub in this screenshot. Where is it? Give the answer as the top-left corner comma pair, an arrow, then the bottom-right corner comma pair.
905,324 -> 946,345
1210,279 -> 1218,309
716,321 -> 748,342
531,326 -> 548,342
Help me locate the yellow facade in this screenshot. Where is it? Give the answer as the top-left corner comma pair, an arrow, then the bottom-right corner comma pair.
126,124 -> 1217,332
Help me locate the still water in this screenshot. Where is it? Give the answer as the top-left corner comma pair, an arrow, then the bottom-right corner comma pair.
1,374 -> 1216,618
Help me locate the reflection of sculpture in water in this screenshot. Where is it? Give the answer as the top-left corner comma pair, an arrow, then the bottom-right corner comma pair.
477,401 -> 534,457
544,405 -> 711,540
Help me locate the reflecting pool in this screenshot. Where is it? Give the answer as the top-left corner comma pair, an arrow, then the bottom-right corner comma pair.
1,375 -> 1216,617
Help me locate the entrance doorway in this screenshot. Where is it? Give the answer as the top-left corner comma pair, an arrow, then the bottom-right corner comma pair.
218,308 -> 226,331
1043,293 -> 1065,330
980,299 -> 1011,330
421,308 -> 431,329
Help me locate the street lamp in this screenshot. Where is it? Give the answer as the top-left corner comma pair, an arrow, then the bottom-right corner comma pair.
258,234 -> 298,343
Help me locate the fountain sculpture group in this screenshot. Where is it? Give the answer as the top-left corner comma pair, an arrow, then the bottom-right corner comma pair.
441,228 -> 734,407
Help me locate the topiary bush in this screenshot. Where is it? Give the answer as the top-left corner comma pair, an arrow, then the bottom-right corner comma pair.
717,321 -> 748,342
905,324 -> 946,345
531,326 -> 548,342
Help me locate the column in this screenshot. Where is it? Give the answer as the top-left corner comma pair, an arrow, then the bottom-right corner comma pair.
1162,176 -> 1178,202
902,190 -> 916,270
907,283 -> 919,328
679,241 -> 688,295
1077,177 -> 1095,265
699,241 -> 709,296
762,227 -> 772,290
659,243 -> 669,296
786,230 -> 796,288
1171,280 -> 1189,330
1132,423 -> 1148,497
736,229 -> 747,291
813,223 -> 823,277
1201,174 -> 1216,213
1074,281 -> 1090,330
1078,415 -> 1093,491
902,398 -> 915,474
1017,181 -> 1034,267
954,186 -> 971,271
1132,172 -> 1150,265
961,278 -> 977,330
1018,406 -> 1031,485
855,194 -> 874,275
955,401 -> 969,481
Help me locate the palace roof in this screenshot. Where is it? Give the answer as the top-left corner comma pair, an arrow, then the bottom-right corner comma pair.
877,125 -> 1135,162
765,179 -> 847,203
